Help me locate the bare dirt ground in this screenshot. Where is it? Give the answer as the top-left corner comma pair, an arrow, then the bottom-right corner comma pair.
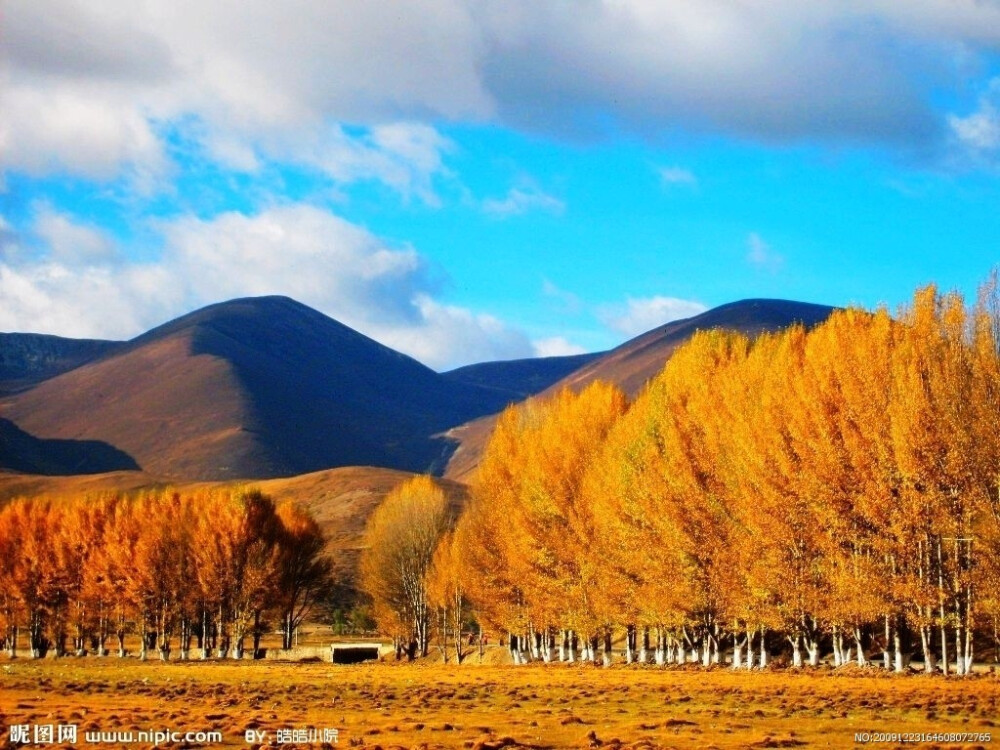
1,654 -> 998,750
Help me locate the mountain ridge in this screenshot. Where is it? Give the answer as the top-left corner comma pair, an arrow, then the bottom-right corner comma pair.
0,296 -> 518,479
0,295 -> 836,483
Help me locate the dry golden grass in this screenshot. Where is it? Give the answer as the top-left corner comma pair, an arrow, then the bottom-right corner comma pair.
1,656 -> 997,750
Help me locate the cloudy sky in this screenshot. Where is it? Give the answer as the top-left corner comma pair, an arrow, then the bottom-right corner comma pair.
1,1 -> 999,369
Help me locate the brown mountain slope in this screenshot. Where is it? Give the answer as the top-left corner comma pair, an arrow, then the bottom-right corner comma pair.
0,296 -> 520,480
1,334 -> 258,479
0,466 -> 467,586
444,298 -> 835,480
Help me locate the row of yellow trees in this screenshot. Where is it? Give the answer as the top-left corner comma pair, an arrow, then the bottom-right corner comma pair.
0,488 -> 330,660
367,283 -> 1000,673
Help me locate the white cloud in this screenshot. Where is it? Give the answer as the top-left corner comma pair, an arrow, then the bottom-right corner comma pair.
659,167 -> 697,186
0,262 -> 181,341
0,0 -> 482,190
532,337 -> 587,357
0,84 -> 167,183
600,296 -> 708,338
34,205 -> 119,265
384,295 -> 534,368
747,232 -> 784,272
948,78 -> 1000,156
0,205 -> 535,369
483,186 -> 565,217
5,0 -> 997,184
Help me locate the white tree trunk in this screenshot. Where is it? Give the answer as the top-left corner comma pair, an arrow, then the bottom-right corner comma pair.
853,628 -> 866,667
920,628 -> 936,673
790,634 -> 803,668
955,626 -> 965,675
964,626 -> 974,675
806,638 -> 820,667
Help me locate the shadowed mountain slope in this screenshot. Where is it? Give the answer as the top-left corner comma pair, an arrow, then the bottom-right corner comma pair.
443,299 -> 836,480
0,297 -> 519,480
442,351 -> 603,401
0,418 -> 140,475
0,333 -> 123,395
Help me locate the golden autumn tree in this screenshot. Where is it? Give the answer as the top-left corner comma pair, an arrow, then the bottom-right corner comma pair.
458,383 -> 627,664
790,307 -> 897,668
275,501 -> 333,651
427,529 -> 468,663
0,502 -> 24,657
584,331 -> 741,665
886,286 -> 1000,674
223,489 -> 283,660
972,273 -> 1000,666
584,403 -> 686,665
728,328 -> 835,667
7,498 -> 60,657
455,406 -> 533,658
101,495 -> 143,657
127,491 -> 198,660
191,489 -> 237,658
360,475 -> 450,658
51,495 -> 115,656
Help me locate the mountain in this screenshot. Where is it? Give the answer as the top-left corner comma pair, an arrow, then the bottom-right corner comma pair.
442,351 -> 603,401
0,333 -> 122,395
0,296 -> 521,480
443,299 -> 836,480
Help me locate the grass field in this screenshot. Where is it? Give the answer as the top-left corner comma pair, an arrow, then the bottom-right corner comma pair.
2,655 -> 998,750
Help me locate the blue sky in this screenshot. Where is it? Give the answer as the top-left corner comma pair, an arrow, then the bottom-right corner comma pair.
1,2 -> 999,369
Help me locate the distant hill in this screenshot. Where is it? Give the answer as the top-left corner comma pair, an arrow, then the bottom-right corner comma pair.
0,297 -> 521,480
442,351 -> 603,401
0,333 -> 122,395
443,299 -> 836,480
